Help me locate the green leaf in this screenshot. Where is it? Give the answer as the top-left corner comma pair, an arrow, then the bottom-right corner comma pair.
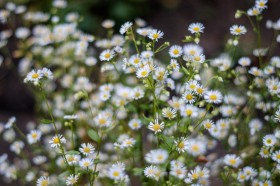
40,119 -> 53,124
88,129 -> 100,143
66,150 -> 80,155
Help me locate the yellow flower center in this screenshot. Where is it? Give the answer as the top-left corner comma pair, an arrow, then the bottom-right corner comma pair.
32,73 -> 39,79
186,109 -> 193,116
157,155 -> 163,160
178,141 -> 185,149
53,137 -> 60,144
141,71 -> 148,76
209,94 -> 217,100
41,180 -> 49,186
173,49 -> 179,55
152,123 -> 161,131
192,173 -> 199,179
229,158 -> 236,165
189,50 -> 195,55
194,56 -> 201,61
191,144 -> 199,152
83,162 -> 90,167
31,133 -> 38,138
84,147 -> 91,153
196,88 -> 204,94
193,27 -> 200,32
133,122 -> 139,128
189,84 -> 196,89
134,58 -> 140,64
276,154 -> 280,159
113,171 -> 120,177
186,94 -> 193,100
205,122 -> 212,129
67,156 -> 74,162
153,33 -> 159,39
104,53 -> 111,59
99,118 -> 106,125
235,28 -> 241,33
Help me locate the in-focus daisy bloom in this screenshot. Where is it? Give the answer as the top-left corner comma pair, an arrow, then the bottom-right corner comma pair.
66,174 -> 79,185
119,21 -> 133,35
204,90 -> 223,104
238,57 -> 251,66
148,118 -> 164,134
224,154 -> 242,168
169,45 -> 183,58
27,130 -> 42,144
99,49 -> 115,61
188,22 -> 205,34
49,134 -> 66,148
263,134 -> 276,147
162,107 -> 177,120
175,137 -> 189,153
79,158 -> 93,169
26,69 -> 43,83
79,143 -> 95,156
148,29 -> 164,41
230,25 -> 247,35
36,176 -> 49,186
259,147 -> 270,158
136,66 -> 150,78
182,91 -> 196,104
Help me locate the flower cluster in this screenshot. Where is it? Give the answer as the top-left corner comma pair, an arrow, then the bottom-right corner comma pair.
0,0 -> 280,185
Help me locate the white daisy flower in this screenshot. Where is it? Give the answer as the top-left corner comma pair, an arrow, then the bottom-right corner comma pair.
191,53 -> 205,63
182,91 -> 196,104
107,162 -> 126,180
224,154 -> 242,168
169,45 -> 183,58
128,118 -> 142,130
144,165 -> 162,181
79,143 -> 95,156
41,67 -> 53,79
247,7 -> 262,16
263,134 -> 276,147
27,130 -> 42,144
66,174 -> 79,185
255,0 -> 268,10
36,176 -> 49,186
148,29 -> 164,41
49,134 -> 66,148
162,107 -> 177,120
119,21 -> 133,35
188,22 -> 205,34
26,69 -> 43,83
170,59 -> 180,71
99,49 -> 115,61
79,158 -> 93,169
230,25 -> 247,35
145,149 -> 168,164
175,137 -> 189,153
66,154 -> 81,165
204,90 -> 223,104
238,57 -> 251,66
148,118 -> 164,134
272,150 -> 280,163
136,66 -> 151,78
202,119 -> 215,130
